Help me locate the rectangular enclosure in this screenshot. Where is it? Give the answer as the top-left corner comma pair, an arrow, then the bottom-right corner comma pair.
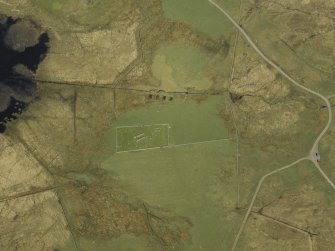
116,124 -> 170,152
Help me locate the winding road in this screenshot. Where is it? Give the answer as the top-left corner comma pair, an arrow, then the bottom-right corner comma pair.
207,0 -> 335,250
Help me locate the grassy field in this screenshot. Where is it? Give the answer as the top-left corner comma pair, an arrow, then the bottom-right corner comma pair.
94,94 -> 239,250
161,0 -> 240,39
102,93 -> 232,155
103,140 -> 239,251
95,85 -> 326,249
152,41 -> 231,91
116,124 -> 169,152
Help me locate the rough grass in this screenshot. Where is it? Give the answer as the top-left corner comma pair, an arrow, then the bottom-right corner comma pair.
243,4 -> 335,95
237,160 -> 335,250
31,0 -> 134,28
161,0 -> 238,39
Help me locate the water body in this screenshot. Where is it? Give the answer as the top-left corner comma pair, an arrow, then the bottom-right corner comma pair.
0,97 -> 26,132
0,15 -> 49,132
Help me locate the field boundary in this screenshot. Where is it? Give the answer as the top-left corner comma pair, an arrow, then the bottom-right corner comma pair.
116,137 -> 232,154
